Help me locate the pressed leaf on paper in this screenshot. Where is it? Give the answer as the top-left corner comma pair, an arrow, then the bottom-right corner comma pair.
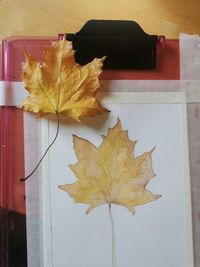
20,39 -> 107,120
59,119 -> 161,214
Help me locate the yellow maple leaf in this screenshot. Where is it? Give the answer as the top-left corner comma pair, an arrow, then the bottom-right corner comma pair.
20,39 -> 107,120
59,119 -> 160,214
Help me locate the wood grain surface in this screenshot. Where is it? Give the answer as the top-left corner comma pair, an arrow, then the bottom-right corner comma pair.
0,0 -> 200,40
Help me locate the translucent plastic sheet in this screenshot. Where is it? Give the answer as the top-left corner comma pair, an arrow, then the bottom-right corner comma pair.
0,37 -> 53,267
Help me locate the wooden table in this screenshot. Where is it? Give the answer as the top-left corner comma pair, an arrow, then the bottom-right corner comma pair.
0,0 -> 200,39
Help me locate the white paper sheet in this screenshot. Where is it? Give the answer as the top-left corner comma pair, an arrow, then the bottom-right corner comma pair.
40,93 -> 193,267
24,33 -> 200,267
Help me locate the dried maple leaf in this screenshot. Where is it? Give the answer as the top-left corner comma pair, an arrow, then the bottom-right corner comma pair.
59,119 -> 160,214
20,39 -> 107,120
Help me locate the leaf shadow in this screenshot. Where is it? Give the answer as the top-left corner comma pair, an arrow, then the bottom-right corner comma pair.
48,112 -> 110,131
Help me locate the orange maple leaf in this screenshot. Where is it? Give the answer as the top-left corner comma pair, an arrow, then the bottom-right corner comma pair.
20,39 -> 108,120
59,119 -> 160,214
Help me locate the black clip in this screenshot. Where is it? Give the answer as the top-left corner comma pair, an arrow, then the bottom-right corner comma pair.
63,20 -> 164,69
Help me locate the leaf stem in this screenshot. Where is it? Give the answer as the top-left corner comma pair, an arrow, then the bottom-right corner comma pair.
19,112 -> 60,182
109,204 -> 117,267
